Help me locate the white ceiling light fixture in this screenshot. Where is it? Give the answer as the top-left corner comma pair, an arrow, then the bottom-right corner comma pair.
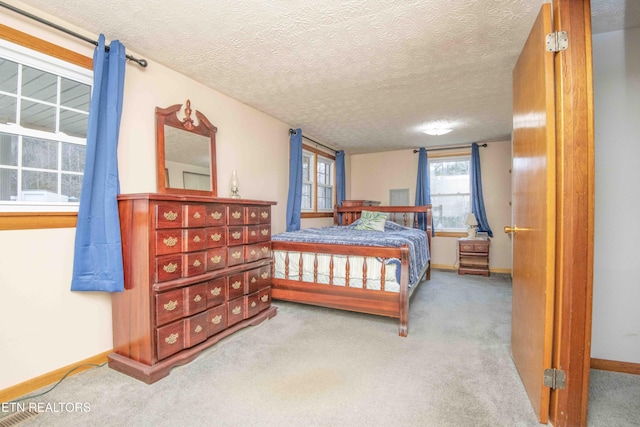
421,121 -> 457,136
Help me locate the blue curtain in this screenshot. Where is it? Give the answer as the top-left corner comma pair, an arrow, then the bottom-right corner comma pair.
71,35 -> 126,292
471,142 -> 493,237
336,150 -> 346,207
415,147 -> 432,233
285,129 -> 303,231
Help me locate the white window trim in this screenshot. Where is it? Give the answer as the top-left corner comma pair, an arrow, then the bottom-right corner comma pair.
0,38 -> 92,213
429,154 -> 471,232
301,147 -> 336,214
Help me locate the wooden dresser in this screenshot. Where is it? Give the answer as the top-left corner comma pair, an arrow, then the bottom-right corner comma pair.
458,238 -> 490,277
108,193 -> 277,383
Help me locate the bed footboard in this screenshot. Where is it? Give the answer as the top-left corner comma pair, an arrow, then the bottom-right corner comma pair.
271,241 -> 413,336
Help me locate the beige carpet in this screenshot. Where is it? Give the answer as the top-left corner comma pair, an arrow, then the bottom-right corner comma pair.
7,269 -> 639,426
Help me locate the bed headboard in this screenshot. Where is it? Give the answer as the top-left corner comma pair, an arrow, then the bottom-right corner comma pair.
333,204 -> 433,247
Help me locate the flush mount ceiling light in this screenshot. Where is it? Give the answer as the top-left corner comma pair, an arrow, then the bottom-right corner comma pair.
421,121 -> 456,136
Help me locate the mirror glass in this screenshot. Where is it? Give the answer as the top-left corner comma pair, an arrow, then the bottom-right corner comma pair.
156,100 -> 217,196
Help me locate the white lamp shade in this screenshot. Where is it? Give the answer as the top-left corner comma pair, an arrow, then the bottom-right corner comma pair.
465,213 -> 478,226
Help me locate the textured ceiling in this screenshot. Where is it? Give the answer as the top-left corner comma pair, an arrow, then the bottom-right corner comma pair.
9,0 -> 640,154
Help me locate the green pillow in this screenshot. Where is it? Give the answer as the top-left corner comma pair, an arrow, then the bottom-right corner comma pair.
353,210 -> 388,231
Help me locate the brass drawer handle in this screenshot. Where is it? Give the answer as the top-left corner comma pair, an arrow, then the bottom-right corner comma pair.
193,260 -> 201,267
165,333 -> 179,344
232,252 -> 241,259
261,272 -> 269,279
251,301 -> 257,308
251,250 -> 256,256
163,211 -> 178,221
251,231 -> 257,236
211,211 -> 222,220
232,306 -> 241,315
261,229 -> 269,236
210,255 -> 222,264
232,281 -> 242,290
260,295 -> 269,302
251,277 -> 257,283
193,294 -> 202,302
210,233 -> 222,242
232,211 -> 241,219
163,236 -> 178,247
194,325 -> 203,333
164,332 -> 180,344
164,300 -> 178,311
261,212 -> 268,219
193,212 -> 201,219
261,247 -> 269,253
251,212 -> 256,218
211,287 -> 221,296
163,263 -> 178,273
232,231 -> 241,240
193,235 -> 201,242
212,314 -> 222,325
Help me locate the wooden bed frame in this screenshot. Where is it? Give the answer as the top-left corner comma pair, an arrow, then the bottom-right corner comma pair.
271,205 -> 432,336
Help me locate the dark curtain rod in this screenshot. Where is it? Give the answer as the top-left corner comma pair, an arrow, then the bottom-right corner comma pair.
289,128 -> 337,153
413,143 -> 487,153
0,1 -> 148,67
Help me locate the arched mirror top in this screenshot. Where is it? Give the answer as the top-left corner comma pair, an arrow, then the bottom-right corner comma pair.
156,100 -> 218,197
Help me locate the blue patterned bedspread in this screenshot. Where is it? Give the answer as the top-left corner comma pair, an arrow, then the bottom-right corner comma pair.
271,221 -> 430,285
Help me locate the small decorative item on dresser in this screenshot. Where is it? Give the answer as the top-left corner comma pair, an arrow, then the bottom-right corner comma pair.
230,170 -> 241,199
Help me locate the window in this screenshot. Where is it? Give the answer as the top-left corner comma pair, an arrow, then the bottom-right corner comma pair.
0,38 -> 92,212
301,146 -> 335,215
429,155 -> 471,231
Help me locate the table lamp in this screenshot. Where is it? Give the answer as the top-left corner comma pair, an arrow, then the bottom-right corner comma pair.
465,212 -> 478,239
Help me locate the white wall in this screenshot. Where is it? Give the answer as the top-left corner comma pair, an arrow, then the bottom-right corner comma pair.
591,27 -> 640,363
0,4 -> 295,390
350,142 -> 512,272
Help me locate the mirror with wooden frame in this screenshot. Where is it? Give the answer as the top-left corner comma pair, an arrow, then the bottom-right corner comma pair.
156,100 -> 217,196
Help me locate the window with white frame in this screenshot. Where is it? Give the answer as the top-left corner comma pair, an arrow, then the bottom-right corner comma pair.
301,147 -> 335,213
429,155 -> 471,231
0,39 -> 92,212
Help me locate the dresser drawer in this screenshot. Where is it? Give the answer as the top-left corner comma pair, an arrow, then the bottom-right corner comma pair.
183,204 -> 206,228
206,248 -> 227,271
206,204 -> 226,226
205,226 -> 226,248
183,282 -> 208,316
156,288 -> 184,326
258,288 -> 272,312
182,228 -> 207,252
227,246 -> 245,267
259,206 -> 270,224
184,312 -> 208,348
247,291 -> 260,318
246,242 -> 271,261
258,265 -> 271,288
246,267 -> 261,294
206,304 -> 227,337
155,229 -> 183,256
246,207 -> 261,225
156,254 -> 183,283
258,225 -> 271,242
227,272 -> 246,300
246,225 -> 261,244
227,226 -> 245,246
156,203 -> 183,229
206,277 -> 226,308
227,297 -> 246,326
183,251 -> 206,277
156,320 -> 184,360
227,205 -> 244,225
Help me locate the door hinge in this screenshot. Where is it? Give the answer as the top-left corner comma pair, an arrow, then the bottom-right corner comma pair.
544,368 -> 566,389
546,31 -> 568,52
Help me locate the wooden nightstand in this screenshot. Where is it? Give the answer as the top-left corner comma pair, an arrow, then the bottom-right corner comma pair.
458,238 -> 490,276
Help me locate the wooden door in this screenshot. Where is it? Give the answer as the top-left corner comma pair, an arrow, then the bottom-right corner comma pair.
510,3 -> 556,423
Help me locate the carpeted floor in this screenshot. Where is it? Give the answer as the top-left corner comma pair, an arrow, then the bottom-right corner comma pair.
6,269 -> 640,426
